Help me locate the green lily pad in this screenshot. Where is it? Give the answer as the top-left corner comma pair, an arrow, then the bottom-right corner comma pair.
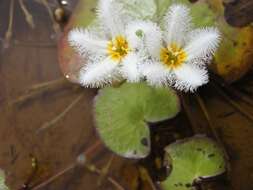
161,136 -> 227,190
94,83 -> 180,158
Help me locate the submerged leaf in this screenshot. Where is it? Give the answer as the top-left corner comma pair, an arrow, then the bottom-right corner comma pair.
161,136 -> 226,190
94,83 -> 180,158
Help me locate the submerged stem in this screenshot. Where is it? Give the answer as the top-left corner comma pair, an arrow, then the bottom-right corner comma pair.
40,0 -> 61,33
97,155 -> 115,186
211,83 -> 253,123
4,0 -> 15,45
195,94 -> 221,142
195,93 -> 229,161
29,140 -> 125,190
27,78 -> 68,92
139,166 -> 158,190
31,163 -> 76,190
180,93 -> 200,133
19,0 -> 35,28
85,164 -> 126,190
210,72 -> 253,107
36,94 -> 84,133
10,78 -> 75,106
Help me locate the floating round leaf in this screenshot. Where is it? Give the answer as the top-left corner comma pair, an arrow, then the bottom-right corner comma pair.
161,136 -> 227,190
94,83 -> 180,159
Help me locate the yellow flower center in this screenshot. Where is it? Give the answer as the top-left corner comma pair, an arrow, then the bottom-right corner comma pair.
160,43 -> 187,69
107,36 -> 130,61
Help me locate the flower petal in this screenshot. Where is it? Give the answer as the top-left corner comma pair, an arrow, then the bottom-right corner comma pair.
173,63 -> 209,92
126,20 -> 162,58
68,28 -> 107,56
79,57 -> 119,88
120,53 -> 142,83
164,4 -> 192,46
141,62 -> 173,87
97,0 -> 126,37
184,27 -> 221,63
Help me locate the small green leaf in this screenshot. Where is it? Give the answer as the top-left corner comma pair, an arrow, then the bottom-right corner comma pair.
94,83 -> 180,158
162,136 -> 227,190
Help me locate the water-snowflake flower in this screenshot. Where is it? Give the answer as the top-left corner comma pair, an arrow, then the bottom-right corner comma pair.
139,4 -> 221,92
68,0 -> 144,87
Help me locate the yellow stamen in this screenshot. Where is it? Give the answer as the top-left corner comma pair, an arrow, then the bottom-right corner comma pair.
160,43 -> 187,69
107,36 -> 130,61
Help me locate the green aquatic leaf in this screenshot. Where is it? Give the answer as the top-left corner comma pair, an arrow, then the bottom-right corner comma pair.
162,136 -> 227,190
94,83 -> 180,158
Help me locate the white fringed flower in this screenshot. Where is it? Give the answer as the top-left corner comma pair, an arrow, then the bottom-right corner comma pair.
139,4 -> 221,92
68,0 -> 145,87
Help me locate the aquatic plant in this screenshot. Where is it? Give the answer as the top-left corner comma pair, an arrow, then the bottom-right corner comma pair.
68,0 -> 147,87
94,82 -> 180,158
68,1 -> 220,92
7,0 -> 249,189
66,0 -> 227,189
162,136 -> 226,190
